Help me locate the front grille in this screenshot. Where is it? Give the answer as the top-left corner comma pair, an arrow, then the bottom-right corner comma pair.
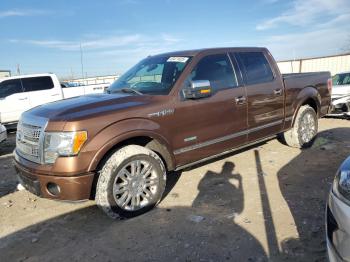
22,124 -> 41,143
16,122 -> 43,163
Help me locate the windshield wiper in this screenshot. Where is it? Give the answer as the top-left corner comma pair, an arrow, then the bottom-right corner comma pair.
120,88 -> 143,95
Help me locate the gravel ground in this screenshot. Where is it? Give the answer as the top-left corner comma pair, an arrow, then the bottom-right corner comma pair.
0,118 -> 349,262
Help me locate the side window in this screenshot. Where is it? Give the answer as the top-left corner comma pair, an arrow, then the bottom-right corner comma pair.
21,76 -> 54,92
238,52 -> 274,85
0,79 -> 23,99
188,54 -> 238,91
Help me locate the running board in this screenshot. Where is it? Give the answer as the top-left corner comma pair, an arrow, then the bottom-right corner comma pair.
174,135 -> 277,171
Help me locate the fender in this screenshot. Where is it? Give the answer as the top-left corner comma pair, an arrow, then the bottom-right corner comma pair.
291,86 -> 321,125
84,118 -> 175,172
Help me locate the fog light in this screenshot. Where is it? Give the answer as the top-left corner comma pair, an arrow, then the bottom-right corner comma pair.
47,182 -> 60,196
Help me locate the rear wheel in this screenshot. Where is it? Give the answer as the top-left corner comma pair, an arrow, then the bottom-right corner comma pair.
281,105 -> 318,148
96,145 -> 166,219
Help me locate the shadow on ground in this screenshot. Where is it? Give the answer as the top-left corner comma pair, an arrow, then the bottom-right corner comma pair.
0,128 -> 349,261
0,133 -> 17,197
0,161 -> 267,262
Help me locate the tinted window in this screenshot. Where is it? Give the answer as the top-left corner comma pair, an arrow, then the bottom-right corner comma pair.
238,52 -> 274,85
22,76 -> 54,92
187,54 -> 238,91
0,79 -> 23,99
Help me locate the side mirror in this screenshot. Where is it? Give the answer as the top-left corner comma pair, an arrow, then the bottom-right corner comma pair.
183,80 -> 212,99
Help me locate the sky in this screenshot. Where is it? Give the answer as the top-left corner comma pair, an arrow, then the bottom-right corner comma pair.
1,0 -> 350,79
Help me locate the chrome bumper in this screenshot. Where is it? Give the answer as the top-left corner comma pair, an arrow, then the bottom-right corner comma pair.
327,191 -> 350,261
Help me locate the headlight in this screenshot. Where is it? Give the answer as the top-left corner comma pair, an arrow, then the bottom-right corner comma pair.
44,131 -> 87,164
333,168 -> 350,204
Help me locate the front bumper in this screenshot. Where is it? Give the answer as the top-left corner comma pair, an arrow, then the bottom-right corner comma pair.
14,158 -> 95,201
326,191 -> 350,261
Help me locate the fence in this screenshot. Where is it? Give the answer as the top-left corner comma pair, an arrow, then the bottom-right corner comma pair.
277,53 -> 350,76
68,75 -> 119,85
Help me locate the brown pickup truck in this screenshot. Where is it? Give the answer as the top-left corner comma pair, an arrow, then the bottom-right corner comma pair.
14,47 -> 332,218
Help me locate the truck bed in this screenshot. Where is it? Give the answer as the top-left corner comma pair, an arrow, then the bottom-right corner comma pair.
282,71 -> 331,119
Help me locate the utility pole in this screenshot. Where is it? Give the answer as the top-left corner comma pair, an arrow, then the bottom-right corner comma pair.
80,42 -> 84,81
70,67 -> 74,80
16,64 -> 21,75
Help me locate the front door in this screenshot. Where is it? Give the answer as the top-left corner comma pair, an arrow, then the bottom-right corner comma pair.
172,53 -> 248,166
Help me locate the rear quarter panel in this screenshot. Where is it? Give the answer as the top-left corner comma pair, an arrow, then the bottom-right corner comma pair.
283,72 -> 331,128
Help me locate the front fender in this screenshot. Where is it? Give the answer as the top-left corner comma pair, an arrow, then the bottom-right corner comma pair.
84,118 -> 174,171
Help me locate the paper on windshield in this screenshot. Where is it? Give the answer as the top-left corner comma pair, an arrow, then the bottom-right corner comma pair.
167,57 -> 189,63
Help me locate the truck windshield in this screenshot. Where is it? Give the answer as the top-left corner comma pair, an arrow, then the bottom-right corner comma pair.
108,56 -> 191,95
332,73 -> 350,86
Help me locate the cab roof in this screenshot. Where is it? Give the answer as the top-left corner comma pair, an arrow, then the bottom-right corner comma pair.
151,47 -> 268,58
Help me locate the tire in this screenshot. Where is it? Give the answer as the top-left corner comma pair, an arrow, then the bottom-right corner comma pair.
281,105 -> 318,148
96,145 -> 167,219
342,103 -> 350,113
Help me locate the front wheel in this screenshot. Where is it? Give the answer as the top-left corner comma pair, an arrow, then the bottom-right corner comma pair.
95,145 -> 167,219
281,105 -> 318,148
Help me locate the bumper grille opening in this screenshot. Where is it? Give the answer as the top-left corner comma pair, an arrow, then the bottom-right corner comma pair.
327,205 -> 339,245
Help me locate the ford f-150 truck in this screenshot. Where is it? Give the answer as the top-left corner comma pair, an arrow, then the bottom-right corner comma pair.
14,47 -> 332,218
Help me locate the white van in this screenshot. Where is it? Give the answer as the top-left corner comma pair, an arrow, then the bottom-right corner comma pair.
0,73 -> 108,125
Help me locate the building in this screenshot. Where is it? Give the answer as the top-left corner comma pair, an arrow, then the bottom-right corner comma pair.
0,70 -> 11,78
277,53 -> 350,76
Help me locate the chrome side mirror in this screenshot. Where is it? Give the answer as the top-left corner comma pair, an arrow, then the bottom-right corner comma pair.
183,80 -> 212,99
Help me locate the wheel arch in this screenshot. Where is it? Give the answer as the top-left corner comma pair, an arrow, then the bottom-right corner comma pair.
291,86 -> 321,126
89,131 -> 175,173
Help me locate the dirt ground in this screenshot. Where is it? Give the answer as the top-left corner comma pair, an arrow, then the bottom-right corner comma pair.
0,118 -> 349,262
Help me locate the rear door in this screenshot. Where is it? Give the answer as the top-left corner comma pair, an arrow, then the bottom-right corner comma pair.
234,51 -> 284,142
62,84 -> 85,98
83,84 -> 106,95
22,76 -> 62,108
173,53 -> 248,165
0,78 -> 29,124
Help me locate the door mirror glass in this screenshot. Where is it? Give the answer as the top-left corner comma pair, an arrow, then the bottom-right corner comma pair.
183,80 -> 212,99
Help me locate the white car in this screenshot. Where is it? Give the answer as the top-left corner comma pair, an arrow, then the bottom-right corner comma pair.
327,156 -> 350,261
0,124 -> 6,143
331,72 -> 350,115
0,73 -> 109,126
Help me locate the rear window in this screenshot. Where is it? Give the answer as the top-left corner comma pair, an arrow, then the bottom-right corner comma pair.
237,52 -> 274,85
22,76 -> 54,92
0,79 -> 23,99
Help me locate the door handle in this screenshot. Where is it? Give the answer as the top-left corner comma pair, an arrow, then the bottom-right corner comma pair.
18,97 -> 28,101
51,94 -> 60,96
235,96 -> 246,105
273,89 -> 282,96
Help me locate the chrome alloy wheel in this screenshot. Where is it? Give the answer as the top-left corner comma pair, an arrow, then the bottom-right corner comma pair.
113,160 -> 158,211
300,112 -> 316,143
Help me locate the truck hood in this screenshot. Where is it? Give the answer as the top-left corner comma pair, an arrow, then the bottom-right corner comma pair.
26,93 -> 149,121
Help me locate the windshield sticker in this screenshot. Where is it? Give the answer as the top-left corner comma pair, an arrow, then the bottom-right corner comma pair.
167,57 -> 189,63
